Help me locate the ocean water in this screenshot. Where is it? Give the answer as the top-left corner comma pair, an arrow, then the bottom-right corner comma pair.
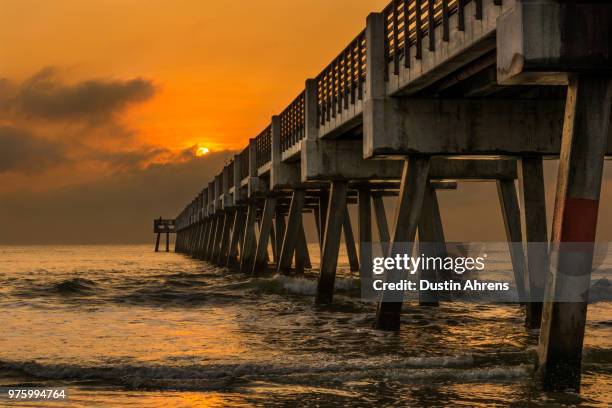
0,245 -> 610,407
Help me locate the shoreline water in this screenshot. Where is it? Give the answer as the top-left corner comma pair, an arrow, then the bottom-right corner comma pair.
0,245 -> 610,407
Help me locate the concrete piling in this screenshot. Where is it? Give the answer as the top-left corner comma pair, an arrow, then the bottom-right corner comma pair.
343,206 -> 359,273
252,196 -> 276,275
417,183 -> 446,307
227,207 -> 246,268
372,194 -> 390,257
240,202 -> 258,274
518,157 -> 548,328
278,189 -> 305,274
316,181 -> 348,305
375,158 -> 430,331
497,179 -> 528,303
537,76 -> 612,392
358,188 -> 373,296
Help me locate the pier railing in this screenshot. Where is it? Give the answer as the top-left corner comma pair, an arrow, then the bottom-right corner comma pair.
255,125 -> 272,168
239,146 -> 250,180
316,30 -> 366,127
227,160 -> 235,187
384,0 -> 469,75
153,218 -> 175,233
279,91 -> 305,153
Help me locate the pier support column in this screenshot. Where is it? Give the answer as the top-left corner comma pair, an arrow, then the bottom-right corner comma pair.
195,224 -> 202,256
519,157 -> 548,328
189,225 -> 195,255
274,211 -> 286,265
217,209 -> 234,264
165,231 -> 169,252
205,216 -> 217,261
373,194 -> 390,256
252,196 -> 277,275
343,206 -> 359,273
183,229 -> 188,253
278,189 -> 305,273
205,217 -> 218,261
316,181 -> 348,305
537,76 -> 612,392
212,213 -> 226,262
187,225 -> 195,255
417,184 -> 446,307
198,220 -> 209,259
240,202 -> 258,273
195,223 -> 203,256
375,157 -> 430,331
193,220 -> 206,259
497,179 -> 528,303
270,222 -> 277,263
184,227 -> 191,254
192,224 -> 200,255
191,222 -> 200,257
197,220 -> 209,259
212,216 -> 223,261
227,207 -> 246,269
178,230 -> 184,253
295,218 -> 311,273
358,189 -> 373,299
155,232 -> 160,252
318,189 -> 329,250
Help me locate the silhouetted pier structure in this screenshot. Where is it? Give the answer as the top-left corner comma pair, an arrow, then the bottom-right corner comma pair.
161,0 -> 612,393
153,218 -> 175,252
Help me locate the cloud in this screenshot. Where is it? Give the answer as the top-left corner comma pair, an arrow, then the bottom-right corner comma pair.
0,126 -> 67,173
0,67 -> 155,122
0,125 -> 173,175
0,68 -> 164,178
0,150 -> 236,244
88,147 -> 170,171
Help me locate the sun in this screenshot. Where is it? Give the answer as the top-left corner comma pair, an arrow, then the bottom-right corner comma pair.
196,146 -> 210,156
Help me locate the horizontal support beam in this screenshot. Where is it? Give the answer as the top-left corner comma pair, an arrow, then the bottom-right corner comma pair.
428,158 -> 517,180
497,1 -> 612,85
247,177 -> 268,198
301,139 -> 404,181
364,97 -> 570,156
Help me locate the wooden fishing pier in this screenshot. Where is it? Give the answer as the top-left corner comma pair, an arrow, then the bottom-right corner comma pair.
157,0 -> 612,393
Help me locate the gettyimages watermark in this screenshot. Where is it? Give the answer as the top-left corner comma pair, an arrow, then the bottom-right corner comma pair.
360,242 -> 612,303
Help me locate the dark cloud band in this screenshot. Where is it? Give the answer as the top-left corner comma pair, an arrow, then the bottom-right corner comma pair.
1,67 -> 155,122
0,126 -> 67,173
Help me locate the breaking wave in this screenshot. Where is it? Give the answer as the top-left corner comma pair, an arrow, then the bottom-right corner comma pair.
0,353 -> 534,391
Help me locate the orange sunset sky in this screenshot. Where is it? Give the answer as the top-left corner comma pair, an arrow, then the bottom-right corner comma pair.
1,0 -> 388,194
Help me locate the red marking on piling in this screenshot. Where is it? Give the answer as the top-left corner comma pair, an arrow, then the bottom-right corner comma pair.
561,198 -> 599,243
